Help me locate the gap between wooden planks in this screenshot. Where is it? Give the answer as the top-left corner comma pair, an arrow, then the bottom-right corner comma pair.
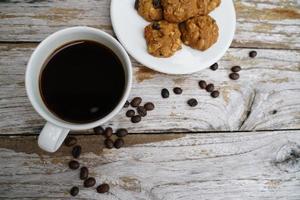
0,130 -> 299,199
0,43 -> 299,135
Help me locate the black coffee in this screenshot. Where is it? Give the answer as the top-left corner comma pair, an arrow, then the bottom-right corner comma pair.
40,40 -> 125,124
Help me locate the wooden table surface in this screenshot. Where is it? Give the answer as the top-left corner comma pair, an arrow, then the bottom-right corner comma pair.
0,0 -> 299,199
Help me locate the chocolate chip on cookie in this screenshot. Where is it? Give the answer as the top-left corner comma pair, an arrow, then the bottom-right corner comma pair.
152,0 -> 162,8
152,22 -> 160,30
137,0 -> 163,21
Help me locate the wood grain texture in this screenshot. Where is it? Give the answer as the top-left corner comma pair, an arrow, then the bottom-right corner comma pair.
0,43 -> 300,135
0,0 -> 299,49
0,130 -> 300,199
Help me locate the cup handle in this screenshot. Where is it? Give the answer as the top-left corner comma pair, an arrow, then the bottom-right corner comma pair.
38,122 -> 70,152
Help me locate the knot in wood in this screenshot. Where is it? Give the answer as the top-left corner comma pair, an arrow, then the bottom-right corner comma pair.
274,142 -> 300,173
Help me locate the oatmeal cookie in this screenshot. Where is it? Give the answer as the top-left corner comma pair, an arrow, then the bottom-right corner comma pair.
144,21 -> 182,57
135,0 -> 163,21
179,15 -> 219,51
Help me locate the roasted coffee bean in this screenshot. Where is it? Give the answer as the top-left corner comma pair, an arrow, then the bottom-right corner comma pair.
97,183 -> 110,193
144,102 -> 155,111
126,110 -> 135,117
70,186 -> 79,196
134,0 -> 139,10
187,98 -> 198,107
137,106 -> 147,117
72,145 -> 81,159
93,126 -> 104,135
152,0 -> 161,8
103,127 -> 113,138
124,100 -> 130,108
161,88 -> 169,98
231,66 -> 241,72
210,63 -> 218,71
199,80 -> 207,89
80,167 -> 89,180
152,22 -> 160,30
131,97 -> 142,107
114,138 -> 124,149
206,84 -> 214,92
84,177 -> 96,188
131,115 -> 142,123
249,50 -> 257,58
69,160 -> 80,170
173,87 -> 182,94
64,136 -> 77,147
211,90 -> 220,98
104,138 -> 114,149
229,72 -> 240,80
272,110 -> 277,115
116,128 -> 128,137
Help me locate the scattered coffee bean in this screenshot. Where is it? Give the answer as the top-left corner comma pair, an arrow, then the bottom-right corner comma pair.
173,87 -> 183,94
72,145 -> 81,159
131,97 -> 142,107
84,177 -> 96,188
199,80 -> 207,89
210,63 -> 218,71
187,98 -> 198,107
231,66 -> 241,72
104,138 -> 114,149
249,50 -> 257,58
126,110 -> 135,117
206,84 -> 214,92
152,22 -> 160,30
114,138 -> 125,149
161,88 -> 169,98
144,102 -> 155,111
211,90 -> 220,98
64,136 -> 77,147
152,0 -> 161,8
80,167 -> 89,180
69,160 -> 80,170
131,115 -> 142,123
229,72 -> 240,80
116,128 -> 128,137
272,110 -> 277,115
70,186 -> 79,196
97,183 -> 110,193
124,100 -> 130,108
103,127 -> 113,138
137,106 -> 147,117
93,126 -> 104,135
134,0 -> 139,10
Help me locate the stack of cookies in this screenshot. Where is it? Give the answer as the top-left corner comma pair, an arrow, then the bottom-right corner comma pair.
135,0 -> 220,57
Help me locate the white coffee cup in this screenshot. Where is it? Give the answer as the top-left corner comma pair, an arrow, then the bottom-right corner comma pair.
26,26 -> 132,152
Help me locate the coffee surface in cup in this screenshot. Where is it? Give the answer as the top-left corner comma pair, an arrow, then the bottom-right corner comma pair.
40,40 -> 125,124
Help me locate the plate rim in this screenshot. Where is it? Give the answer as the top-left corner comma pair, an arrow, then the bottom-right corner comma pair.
110,0 -> 236,74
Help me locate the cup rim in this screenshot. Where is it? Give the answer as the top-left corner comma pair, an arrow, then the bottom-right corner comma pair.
25,26 -> 132,130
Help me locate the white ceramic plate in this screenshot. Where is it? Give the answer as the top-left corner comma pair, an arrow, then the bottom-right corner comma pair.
110,0 -> 236,74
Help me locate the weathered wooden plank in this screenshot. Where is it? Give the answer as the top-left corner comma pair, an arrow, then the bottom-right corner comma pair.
0,43 -> 299,134
0,130 -> 300,199
0,0 -> 299,49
